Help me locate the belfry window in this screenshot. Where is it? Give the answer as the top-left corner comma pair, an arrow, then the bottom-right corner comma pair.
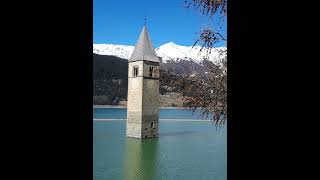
133,66 -> 139,77
149,66 -> 154,77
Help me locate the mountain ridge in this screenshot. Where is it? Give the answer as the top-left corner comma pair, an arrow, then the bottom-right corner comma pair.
93,42 -> 226,64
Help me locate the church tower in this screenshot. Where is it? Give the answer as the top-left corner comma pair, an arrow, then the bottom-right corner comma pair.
126,25 -> 160,139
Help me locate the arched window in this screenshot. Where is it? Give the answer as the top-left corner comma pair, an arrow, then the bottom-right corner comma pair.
133,66 -> 139,77
149,66 -> 154,77
151,122 -> 155,128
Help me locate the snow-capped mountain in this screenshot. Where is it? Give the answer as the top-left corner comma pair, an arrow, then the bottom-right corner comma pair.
155,42 -> 227,64
93,44 -> 134,60
93,42 -> 226,64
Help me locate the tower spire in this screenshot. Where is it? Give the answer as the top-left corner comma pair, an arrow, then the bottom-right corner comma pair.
129,25 -> 159,62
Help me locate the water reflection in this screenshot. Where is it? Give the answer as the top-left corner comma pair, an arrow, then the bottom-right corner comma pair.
122,138 -> 159,180
159,130 -> 197,137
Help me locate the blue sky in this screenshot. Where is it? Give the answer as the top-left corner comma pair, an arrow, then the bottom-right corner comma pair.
93,0 -> 226,48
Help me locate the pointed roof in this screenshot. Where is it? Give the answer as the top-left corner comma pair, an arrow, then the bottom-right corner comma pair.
129,25 -> 160,62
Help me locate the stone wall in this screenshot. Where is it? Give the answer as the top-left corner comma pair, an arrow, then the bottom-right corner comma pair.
142,78 -> 159,138
126,61 -> 143,138
126,60 -> 160,139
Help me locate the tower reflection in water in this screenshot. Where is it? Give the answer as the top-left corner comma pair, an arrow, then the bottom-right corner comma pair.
122,138 -> 159,180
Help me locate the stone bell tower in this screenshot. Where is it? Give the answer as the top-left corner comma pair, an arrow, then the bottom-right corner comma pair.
126,24 -> 160,139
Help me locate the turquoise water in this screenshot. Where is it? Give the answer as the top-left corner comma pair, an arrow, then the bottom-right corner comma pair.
93,108 -> 213,119
93,108 -> 226,180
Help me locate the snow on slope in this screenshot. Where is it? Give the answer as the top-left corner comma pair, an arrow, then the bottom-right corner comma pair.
93,42 -> 226,64
156,42 -> 226,63
93,44 -> 134,60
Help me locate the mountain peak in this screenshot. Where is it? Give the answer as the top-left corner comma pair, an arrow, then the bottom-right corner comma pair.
160,42 -> 179,47
165,41 -> 176,45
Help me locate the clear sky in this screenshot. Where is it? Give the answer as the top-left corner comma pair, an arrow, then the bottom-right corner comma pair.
93,0 -> 226,48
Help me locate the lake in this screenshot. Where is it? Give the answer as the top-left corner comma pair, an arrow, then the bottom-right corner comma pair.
93,108 -> 227,180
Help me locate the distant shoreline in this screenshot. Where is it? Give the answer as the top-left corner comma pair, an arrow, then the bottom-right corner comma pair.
93,105 -> 186,109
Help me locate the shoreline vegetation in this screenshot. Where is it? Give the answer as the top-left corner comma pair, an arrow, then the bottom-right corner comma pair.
93,105 -> 186,109
93,94 -> 186,109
